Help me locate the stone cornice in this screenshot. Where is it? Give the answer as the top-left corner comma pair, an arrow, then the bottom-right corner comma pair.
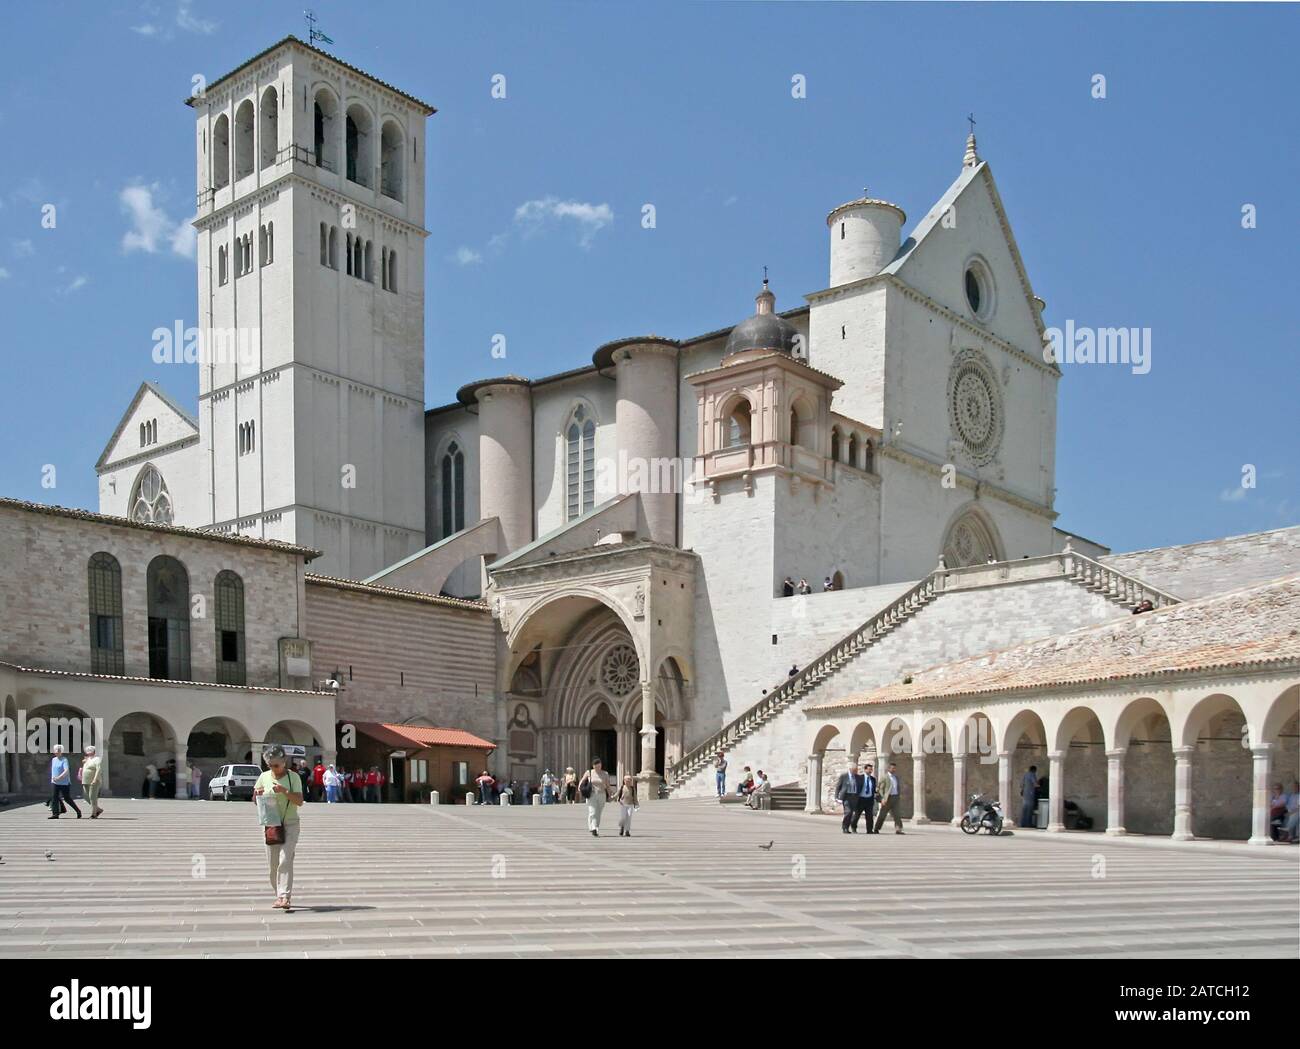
806,274 -> 1059,379
194,171 -> 429,239
880,443 -> 1056,520
96,435 -> 201,476
490,540 -> 699,586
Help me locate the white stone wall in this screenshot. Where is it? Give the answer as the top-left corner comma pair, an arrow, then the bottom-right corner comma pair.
807,283 -> 889,429
673,576 -> 1125,797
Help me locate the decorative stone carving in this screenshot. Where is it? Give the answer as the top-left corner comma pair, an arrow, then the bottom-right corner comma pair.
601,644 -> 639,697
948,349 -> 1004,466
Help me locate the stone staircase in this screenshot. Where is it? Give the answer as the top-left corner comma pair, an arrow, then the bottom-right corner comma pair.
669,573 -> 945,788
769,784 -> 806,811
666,550 -> 1178,794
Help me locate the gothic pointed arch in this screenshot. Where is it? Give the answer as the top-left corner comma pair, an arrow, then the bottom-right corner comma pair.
564,401 -> 598,520
129,464 -> 173,525
941,502 -> 1004,567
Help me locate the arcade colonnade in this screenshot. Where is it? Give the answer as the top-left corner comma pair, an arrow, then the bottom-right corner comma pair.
804,675 -> 1299,844
0,666 -> 336,798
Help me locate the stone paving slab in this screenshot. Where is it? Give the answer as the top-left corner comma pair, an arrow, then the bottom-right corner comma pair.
0,798 -> 1295,958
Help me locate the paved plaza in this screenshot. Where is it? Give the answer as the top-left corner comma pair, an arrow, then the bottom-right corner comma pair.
0,798 -> 1295,958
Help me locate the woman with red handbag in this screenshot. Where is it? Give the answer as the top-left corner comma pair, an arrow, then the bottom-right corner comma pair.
253,745 -> 304,911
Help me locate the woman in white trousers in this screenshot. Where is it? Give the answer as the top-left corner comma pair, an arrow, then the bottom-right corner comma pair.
578,758 -> 612,837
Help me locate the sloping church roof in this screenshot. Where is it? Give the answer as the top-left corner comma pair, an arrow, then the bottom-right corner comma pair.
95,381 -> 199,471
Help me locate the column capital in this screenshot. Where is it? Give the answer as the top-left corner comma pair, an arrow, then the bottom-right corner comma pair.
1173,745 -> 1197,760
997,750 -> 1012,761
1047,750 -> 1065,762
1250,742 -> 1275,757
1105,748 -> 1127,759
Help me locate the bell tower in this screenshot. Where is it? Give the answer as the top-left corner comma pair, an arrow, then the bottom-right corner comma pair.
187,36 -> 434,579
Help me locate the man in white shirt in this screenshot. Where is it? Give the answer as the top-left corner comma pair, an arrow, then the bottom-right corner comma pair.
873,761 -> 905,834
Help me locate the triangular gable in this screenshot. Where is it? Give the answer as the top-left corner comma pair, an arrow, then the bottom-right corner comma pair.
96,382 -> 199,470
883,161 -> 1050,359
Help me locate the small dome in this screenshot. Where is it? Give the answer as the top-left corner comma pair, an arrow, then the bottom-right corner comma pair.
724,280 -> 798,358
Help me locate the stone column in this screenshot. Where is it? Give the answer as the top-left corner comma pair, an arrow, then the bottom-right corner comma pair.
1105,748 -> 1127,836
636,682 -> 661,802
250,742 -> 264,770
997,751 -> 1013,826
174,746 -> 189,799
98,749 -> 112,799
804,753 -> 822,813
1172,746 -> 1195,841
911,753 -> 929,825
0,742 -> 8,794
951,753 -> 967,826
1248,743 -> 1275,846
1046,750 -> 1065,832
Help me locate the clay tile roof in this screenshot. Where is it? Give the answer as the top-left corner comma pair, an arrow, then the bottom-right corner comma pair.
0,497 -> 321,560
810,572 -> 1300,712
354,721 -> 495,750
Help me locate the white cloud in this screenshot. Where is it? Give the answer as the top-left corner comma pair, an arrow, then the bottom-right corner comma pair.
0,267 -> 10,280
175,0 -> 217,35
132,23 -> 161,36
1218,486 -> 1248,503
11,238 -> 33,257
65,275 -> 87,294
452,246 -> 482,266
514,196 -> 613,247
119,182 -> 194,258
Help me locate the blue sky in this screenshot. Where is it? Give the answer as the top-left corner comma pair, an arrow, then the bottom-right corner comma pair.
0,0 -> 1295,555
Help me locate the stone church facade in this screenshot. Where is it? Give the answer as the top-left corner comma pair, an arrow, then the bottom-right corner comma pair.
69,37 -> 1297,828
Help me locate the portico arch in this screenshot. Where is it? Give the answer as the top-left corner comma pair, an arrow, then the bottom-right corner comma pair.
1053,706 -> 1107,832
1114,697 -> 1174,836
1003,708 -> 1048,828
1179,693 -> 1252,841
807,722 -> 845,814
108,710 -> 180,798
918,716 -> 953,822
953,711 -> 999,818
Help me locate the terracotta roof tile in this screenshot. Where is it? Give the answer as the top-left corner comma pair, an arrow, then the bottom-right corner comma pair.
353,721 -> 495,750
811,572 -> 1300,712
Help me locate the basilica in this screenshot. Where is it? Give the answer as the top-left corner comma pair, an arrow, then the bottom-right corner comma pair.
2,37 -> 1294,842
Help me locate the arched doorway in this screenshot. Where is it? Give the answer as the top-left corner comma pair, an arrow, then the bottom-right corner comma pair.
589,702 -> 618,773
918,717 -> 952,822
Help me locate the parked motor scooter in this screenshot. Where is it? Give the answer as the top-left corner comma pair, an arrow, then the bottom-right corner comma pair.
959,793 -> 1004,835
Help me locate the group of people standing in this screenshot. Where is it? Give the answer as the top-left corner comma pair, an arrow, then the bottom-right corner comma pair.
833,761 -> 905,834
308,762 -> 385,803
714,755 -> 772,809
781,575 -> 839,596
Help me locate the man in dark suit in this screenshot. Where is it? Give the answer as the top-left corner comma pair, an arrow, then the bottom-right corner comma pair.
855,763 -> 878,833
834,763 -> 864,834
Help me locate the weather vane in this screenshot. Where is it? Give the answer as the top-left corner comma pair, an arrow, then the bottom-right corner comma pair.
304,10 -> 334,47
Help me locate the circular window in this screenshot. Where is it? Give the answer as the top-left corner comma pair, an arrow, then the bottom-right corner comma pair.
963,259 -> 994,320
964,268 -> 982,314
947,350 -> 1004,466
601,644 -> 639,696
